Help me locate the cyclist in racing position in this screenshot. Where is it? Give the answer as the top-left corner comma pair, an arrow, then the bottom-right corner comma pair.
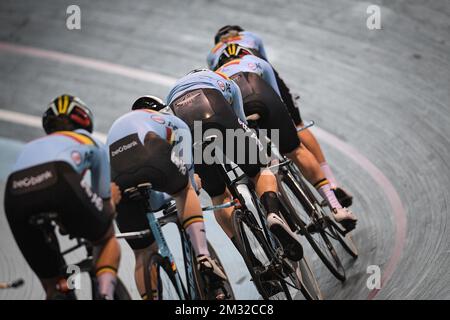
4,95 -> 121,300
207,25 -> 353,207
165,68 -> 304,261
106,96 -> 227,300
215,44 -> 357,230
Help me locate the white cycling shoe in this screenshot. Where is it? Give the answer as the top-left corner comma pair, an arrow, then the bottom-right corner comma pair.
332,207 -> 357,231
267,213 -> 303,261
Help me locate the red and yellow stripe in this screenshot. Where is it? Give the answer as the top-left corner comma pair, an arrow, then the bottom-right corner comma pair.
221,59 -> 241,69
139,109 -> 159,114
215,71 -> 230,80
52,131 -> 95,145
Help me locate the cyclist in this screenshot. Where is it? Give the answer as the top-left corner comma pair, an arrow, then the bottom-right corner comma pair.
207,25 -> 353,207
215,44 -> 357,230
106,96 -> 227,300
4,94 -> 121,300
165,69 -> 304,261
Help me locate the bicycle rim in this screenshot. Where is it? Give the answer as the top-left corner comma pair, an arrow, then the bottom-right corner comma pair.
207,242 -> 235,300
326,219 -> 359,259
278,173 -> 346,281
145,254 -> 182,300
295,257 -> 323,300
232,210 -> 291,300
114,278 -> 132,300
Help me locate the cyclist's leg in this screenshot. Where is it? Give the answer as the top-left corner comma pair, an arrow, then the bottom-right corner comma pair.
194,160 -> 234,238
117,200 -> 157,299
203,88 -> 303,259
298,126 -> 353,206
270,66 -> 349,196
244,74 -> 347,213
4,164 -> 70,298
55,163 -> 119,299
140,133 -> 210,259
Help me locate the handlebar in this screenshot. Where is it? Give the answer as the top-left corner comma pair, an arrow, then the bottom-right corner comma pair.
115,200 -> 238,240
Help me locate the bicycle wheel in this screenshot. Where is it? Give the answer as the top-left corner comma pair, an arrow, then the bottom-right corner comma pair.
277,171 -> 346,281
295,257 -> 323,300
231,209 -> 293,300
114,277 -> 132,300
144,253 -> 183,300
207,242 -> 235,300
327,218 -> 359,258
277,200 -> 323,300
289,164 -> 358,258
189,241 -> 235,300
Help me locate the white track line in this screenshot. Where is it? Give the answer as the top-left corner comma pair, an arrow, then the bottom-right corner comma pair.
0,109 -> 107,142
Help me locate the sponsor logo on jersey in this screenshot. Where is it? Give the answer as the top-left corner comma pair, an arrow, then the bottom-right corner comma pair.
217,80 -> 226,91
12,171 -> 54,190
150,114 -> 166,125
111,140 -> 138,157
71,151 -> 82,166
175,92 -> 201,107
80,180 -> 103,211
171,151 -> 187,175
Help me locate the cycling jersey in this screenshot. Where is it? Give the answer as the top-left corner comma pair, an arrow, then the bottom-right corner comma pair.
216,55 -> 281,97
11,129 -> 110,199
166,69 -> 247,122
107,110 -> 193,211
207,31 -> 268,70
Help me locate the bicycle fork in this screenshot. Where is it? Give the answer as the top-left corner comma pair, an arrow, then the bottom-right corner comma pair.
146,212 -> 187,299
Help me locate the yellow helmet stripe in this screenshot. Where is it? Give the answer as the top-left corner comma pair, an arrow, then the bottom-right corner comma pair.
57,96 -> 63,114
62,95 -> 69,114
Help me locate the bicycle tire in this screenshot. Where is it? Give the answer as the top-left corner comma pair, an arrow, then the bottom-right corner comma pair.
277,198 -> 323,300
289,164 -> 359,259
207,242 -> 236,300
231,209 -> 292,300
144,253 -> 183,300
114,277 -> 132,300
296,257 -> 323,300
327,219 -> 359,258
277,171 -> 346,281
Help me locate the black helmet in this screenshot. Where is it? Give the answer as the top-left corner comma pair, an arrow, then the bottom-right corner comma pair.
216,43 -> 253,69
214,25 -> 244,44
42,94 -> 94,134
132,95 -> 166,111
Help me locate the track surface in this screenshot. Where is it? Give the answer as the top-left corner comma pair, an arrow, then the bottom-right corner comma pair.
0,0 -> 449,299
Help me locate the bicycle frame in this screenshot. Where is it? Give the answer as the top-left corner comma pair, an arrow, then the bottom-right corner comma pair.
117,187 -> 236,300
145,207 -> 191,299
